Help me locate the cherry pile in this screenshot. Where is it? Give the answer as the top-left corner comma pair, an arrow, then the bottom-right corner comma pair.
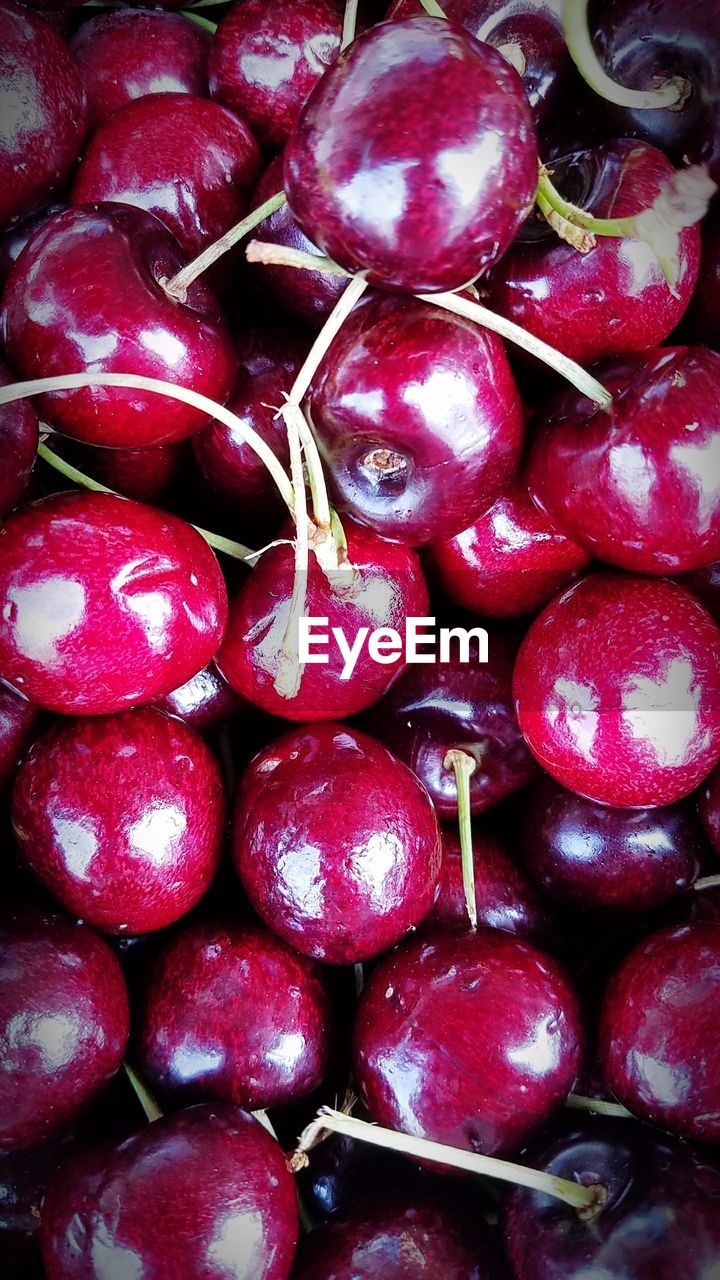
1,1 -> 720,1277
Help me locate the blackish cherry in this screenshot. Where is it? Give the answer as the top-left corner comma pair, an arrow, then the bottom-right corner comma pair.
0,358 -> 38,519
154,660 -> 244,736
428,826 -> 552,943
700,765 -> 720,855
58,439 -> 182,502
0,683 -> 39,798
685,213 -> 720,351
0,202 -> 65,290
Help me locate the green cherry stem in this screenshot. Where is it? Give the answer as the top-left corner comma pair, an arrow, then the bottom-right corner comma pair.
180,9 -> 217,32
124,1063 -> 163,1124
443,748 -> 478,930
417,0 -> 448,16
341,0 -> 360,48
695,875 -> 720,891
163,190 -> 287,300
561,0 -> 688,111
566,1094 -> 634,1119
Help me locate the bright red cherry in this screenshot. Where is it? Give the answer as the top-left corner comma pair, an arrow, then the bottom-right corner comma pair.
284,16 -> 538,293
513,573 -> 720,807
232,722 -> 442,964
428,826 -> 552,942
0,491 -> 228,716
700,765 -> 720,854
0,910 -> 129,1151
2,204 -> 237,448
354,928 -> 582,1157
0,359 -> 37,519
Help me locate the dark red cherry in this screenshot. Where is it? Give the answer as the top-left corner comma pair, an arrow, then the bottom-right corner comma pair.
700,765 -> 720,855
526,348 -> 720,574
0,2 -> 87,231
69,9 -> 211,129
489,141 -> 700,365
0,358 -> 38,519
685,213 -> 720,351
217,520 -> 429,722
354,928 -> 582,1157
0,910 -> 129,1150
504,1118 -> 720,1280
599,922 -> 720,1143
519,776 -> 705,913
364,631 -> 538,818
59,439 -> 182,502
72,94 -> 261,258
12,708 -> 225,934
232,722 -> 442,964
284,17 -> 538,293
209,0 -> 342,152
425,478 -> 591,618
0,490 -> 228,715
428,826 -> 552,942
2,204 -> 237,448
154,660 -> 244,736
0,202 -> 65,289
40,1103 -> 298,1280
309,293 -> 524,545
137,918 -> 331,1109
514,573 -> 720,808
681,559 -> 720,627
0,683 -> 39,798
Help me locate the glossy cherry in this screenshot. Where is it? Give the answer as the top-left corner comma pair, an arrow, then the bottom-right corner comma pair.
0,358 -> 38,519
0,491 -> 228,715
700,765 -> 720,855
519,776 -> 705,913
526,347 -> 720,574
40,1104 -> 299,1280
354,928 -> 582,1157
217,520 -> 429,722
0,909 -> 129,1150
209,0 -> 342,152
0,683 -> 39,798
489,141 -> 701,365
154,660 -> 244,736
0,201 -> 65,289
428,826 -> 551,942
0,1 -> 87,231
309,292 -> 524,545
284,16 -> 538,293
513,573 -> 720,808
72,94 -> 261,258
2,204 -> 237,448
232,722 -> 441,964
69,9 -> 211,129
599,922 -> 720,1143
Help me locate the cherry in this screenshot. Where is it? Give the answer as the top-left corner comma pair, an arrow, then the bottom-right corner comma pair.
0,490 -> 228,715
0,909 -> 129,1150
428,826 -> 552,942
425,478 -> 591,618
296,1132 -> 426,1224
599,921 -> 720,1143
216,520 -> 429,722
12,707 -> 225,935
136,918 -> 332,1109
526,347 -> 720,574
488,141 -> 701,365
0,2 -> 87,231
685,213 -> 720,351
69,9 -> 211,130
309,292 -> 524,545
354,928 -> 582,1157
700,766 -> 720,855
514,572 -> 720,807
0,358 -> 38,519
40,1103 -> 299,1280
682,559 -> 720,627
154,660 -> 244,736
283,16 -> 538,293
0,683 -> 39,798
2,204 -> 237,448
58,439 -> 182,502
232,722 -> 441,964
71,94 -> 261,259
209,0 -> 343,153
504,1118 -> 720,1280
519,776 -> 705,913
0,201 -> 65,289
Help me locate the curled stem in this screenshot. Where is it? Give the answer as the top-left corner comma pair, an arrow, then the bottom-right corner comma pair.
443,748 -> 478,930
562,0 -> 688,111
566,1094 -> 634,1119
341,0 -> 360,48
124,1063 -> 163,1124
163,191 -> 287,299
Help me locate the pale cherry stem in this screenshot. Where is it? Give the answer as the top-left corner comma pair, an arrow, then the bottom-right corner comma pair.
695,875 -> 720,891
562,0 -> 688,110
274,403 -> 310,701
566,1094 -> 634,1119
417,0 -> 448,16
443,748 -> 478,930
497,42 -> 527,76
124,1063 -> 163,1123
246,240 -> 351,275
341,0 -> 360,48
252,1110 -> 313,1233
163,191 -> 287,299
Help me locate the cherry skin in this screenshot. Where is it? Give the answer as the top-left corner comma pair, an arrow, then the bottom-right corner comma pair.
682,559 -> 720,627
425,478 -> 591,618
72,94 -> 261,259
488,141 -> 701,365
354,928 -> 582,1157
363,631 -> 538,818
504,1118 -> 720,1280
519,776 -> 705,913
232,722 -> 442,964
58,439 -> 182,502
0,201 -> 65,290
0,684 -> 40,798
0,1 -> 87,231
0,909 -> 129,1150
700,765 -> 720,855
599,922 -> 720,1143
69,9 -> 211,130
428,826 -> 552,943
514,573 -> 720,808
12,707 -> 225,935
209,0 -> 342,153
2,204 -> 237,448
40,1103 -> 299,1280
0,491 -> 228,716
216,520 -> 429,722
154,660 -> 244,736
309,293 -> 524,546
284,16 -> 538,293
685,213 -> 720,351
0,358 -> 38,519
136,918 -> 332,1109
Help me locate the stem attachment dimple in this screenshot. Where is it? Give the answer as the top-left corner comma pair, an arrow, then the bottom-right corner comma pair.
561,0 -> 689,111
163,190 -> 287,300
443,748 -> 478,930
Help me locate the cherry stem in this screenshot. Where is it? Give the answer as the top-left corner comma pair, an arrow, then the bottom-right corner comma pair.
294,1108 -> 606,1217
274,403 -> 310,701
695,875 -> 720,891
443,748 -> 478,930
180,10 -> 216,32
417,0 -> 448,16
566,1093 -> 633,1119
246,240 -> 351,275
341,0 -> 359,48
163,190 -> 287,299
124,1063 -> 163,1124
562,0 -> 688,111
